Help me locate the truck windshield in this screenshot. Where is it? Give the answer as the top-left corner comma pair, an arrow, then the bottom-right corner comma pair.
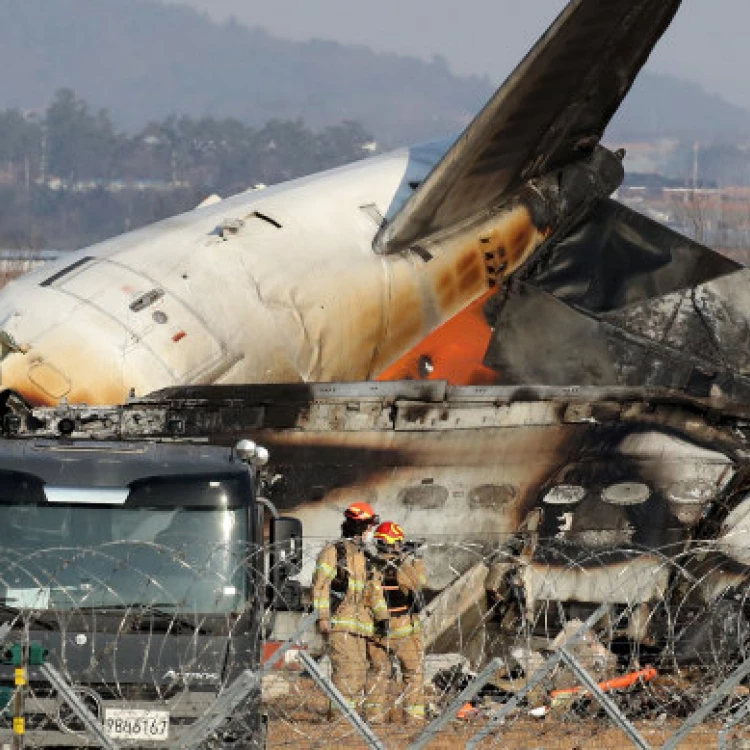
0,472 -> 252,615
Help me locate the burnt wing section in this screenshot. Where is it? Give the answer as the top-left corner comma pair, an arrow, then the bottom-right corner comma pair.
527,199 -> 738,313
377,0 -> 682,254
484,199 -> 750,399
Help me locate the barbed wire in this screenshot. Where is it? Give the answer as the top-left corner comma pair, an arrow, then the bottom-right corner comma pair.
0,536 -> 748,747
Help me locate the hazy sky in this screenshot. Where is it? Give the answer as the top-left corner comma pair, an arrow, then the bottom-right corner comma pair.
162,1 -> 750,109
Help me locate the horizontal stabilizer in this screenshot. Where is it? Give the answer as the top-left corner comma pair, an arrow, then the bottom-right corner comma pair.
520,199 -> 740,314
376,0 -> 682,254
484,200 -> 750,399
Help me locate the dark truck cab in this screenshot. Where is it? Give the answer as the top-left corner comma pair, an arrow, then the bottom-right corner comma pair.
0,436 -> 301,748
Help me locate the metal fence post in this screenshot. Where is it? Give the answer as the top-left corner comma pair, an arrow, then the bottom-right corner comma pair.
175,669 -> 262,750
297,650 -> 386,750
39,663 -> 120,750
719,698 -> 750,750
558,648 -> 651,750
466,602 -> 610,749
175,610 -> 320,750
661,657 -> 750,750
272,610 -> 387,750
409,657 -> 504,750
261,610 -> 319,675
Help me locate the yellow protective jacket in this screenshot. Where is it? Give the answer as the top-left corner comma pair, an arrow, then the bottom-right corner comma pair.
376,554 -> 427,640
312,539 -> 389,636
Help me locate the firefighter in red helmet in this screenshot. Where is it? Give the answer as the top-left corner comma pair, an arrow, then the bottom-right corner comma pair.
312,502 -> 389,715
366,521 -> 427,725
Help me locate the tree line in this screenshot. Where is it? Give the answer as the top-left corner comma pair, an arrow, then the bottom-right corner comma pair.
0,89 -> 375,250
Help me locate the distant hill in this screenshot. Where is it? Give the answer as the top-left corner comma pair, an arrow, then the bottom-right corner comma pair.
609,72 -> 750,140
1,0 -> 749,146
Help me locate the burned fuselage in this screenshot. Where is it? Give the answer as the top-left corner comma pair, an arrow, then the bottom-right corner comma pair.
10,381 -> 750,656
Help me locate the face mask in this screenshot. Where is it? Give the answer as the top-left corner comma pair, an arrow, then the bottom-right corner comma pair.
362,529 -> 375,544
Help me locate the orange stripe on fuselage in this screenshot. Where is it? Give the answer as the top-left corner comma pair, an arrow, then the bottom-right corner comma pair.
376,290 -> 498,385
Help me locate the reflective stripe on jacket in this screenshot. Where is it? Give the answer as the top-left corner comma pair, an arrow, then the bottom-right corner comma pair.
376,555 -> 427,640
312,539 -> 388,635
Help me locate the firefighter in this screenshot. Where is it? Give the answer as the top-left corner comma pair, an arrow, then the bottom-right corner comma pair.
312,501 -> 389,714
366,521 -> 427,725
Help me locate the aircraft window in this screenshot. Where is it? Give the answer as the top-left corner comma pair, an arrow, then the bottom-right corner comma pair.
666,479 -> 715,505
398,484 -> 448,510
543,485 -> 586,505
469,484 -> 517,510
602,482 -> 650,506
667,480 -> 714,526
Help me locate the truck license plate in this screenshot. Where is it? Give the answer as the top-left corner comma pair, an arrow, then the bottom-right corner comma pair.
104,708 -> 169,741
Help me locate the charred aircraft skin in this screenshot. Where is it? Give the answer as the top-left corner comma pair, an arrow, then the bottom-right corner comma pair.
484,198 -> 750,400
6,381 -> 750,656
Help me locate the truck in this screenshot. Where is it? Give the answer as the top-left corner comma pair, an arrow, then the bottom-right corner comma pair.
0,403 -> 302,749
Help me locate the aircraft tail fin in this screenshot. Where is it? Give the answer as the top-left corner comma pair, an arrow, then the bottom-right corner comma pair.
376,0 -> 682,255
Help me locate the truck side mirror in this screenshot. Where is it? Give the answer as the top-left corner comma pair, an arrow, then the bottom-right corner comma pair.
269,516 -> 303,577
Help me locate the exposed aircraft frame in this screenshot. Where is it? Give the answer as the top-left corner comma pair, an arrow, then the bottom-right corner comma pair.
4,380 -> 750,658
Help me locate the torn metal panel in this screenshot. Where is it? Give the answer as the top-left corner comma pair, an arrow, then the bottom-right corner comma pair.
485,199 -> 750,400
528,199 -> 739,312
693,270 -> 750,376
523,555 -> 670,606
486,283 -> 619,386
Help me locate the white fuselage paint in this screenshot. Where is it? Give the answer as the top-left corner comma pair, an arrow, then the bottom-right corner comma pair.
0,139 -> 479,405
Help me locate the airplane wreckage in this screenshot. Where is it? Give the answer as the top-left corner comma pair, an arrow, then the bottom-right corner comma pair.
1,0 -> 750,664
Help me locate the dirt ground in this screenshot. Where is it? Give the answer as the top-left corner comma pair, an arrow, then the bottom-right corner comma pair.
264,682 -> 742,749
267,716 -> 740,749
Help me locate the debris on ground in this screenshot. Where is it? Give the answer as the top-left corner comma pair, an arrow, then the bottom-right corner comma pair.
550,665 -> 657,702
424,653 -> 472,684
550,618 -> 617,690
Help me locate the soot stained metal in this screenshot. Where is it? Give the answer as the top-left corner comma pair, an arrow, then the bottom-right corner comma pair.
5,381 -> 750,657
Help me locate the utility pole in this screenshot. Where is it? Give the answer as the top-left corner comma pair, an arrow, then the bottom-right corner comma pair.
24,153 -> 31,250
39,123 -> 47,186
692,140 -> 700,191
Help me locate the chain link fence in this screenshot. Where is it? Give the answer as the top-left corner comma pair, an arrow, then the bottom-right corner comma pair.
0,536 -> 749,748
